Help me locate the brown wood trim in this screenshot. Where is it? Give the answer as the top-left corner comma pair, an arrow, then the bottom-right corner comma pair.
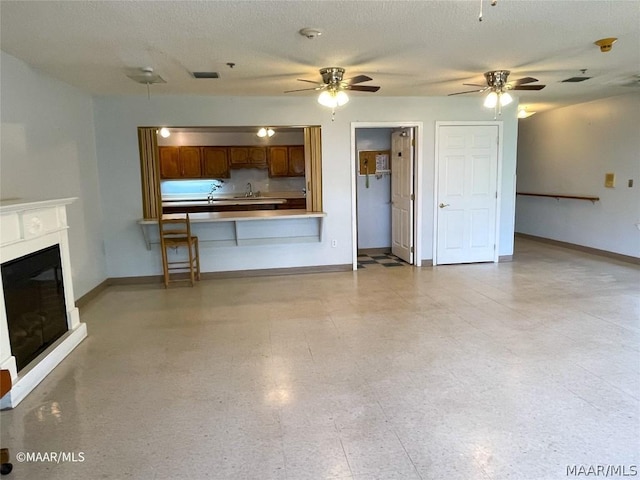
304,126 -> 323,212
515,233 -> 640,265
499,255 -> 513,262
516,192 -> 600,203
76,279 -> 110,309
97,264 -> 353,290
138,127 -> 161,219
358,248 -> 391,255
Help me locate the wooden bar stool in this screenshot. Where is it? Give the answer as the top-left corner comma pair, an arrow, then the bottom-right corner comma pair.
159,213 -> 200,287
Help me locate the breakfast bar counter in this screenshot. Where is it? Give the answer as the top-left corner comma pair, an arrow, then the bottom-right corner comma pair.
138,210 -> 327,249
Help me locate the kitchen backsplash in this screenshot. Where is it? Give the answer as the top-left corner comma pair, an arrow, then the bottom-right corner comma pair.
161,168 -> 305,197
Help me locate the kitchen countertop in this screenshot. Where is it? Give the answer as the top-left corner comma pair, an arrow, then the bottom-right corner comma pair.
162,191 -> 305,207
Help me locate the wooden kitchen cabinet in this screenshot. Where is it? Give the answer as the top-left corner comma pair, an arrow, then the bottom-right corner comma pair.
268,145 -> 305,177
202,147 -> 230,178
159,146 -> 202,179
229,147 -> 267,168
288,146 -> 305,176
268,146 -> 289,177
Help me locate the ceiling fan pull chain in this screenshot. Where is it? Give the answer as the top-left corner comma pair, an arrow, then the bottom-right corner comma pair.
479,0 -> 483,22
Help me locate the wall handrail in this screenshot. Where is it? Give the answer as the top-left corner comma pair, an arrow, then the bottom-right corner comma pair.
516,192 -> 600,204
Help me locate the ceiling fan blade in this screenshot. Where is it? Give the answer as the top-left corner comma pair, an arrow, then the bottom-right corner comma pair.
448,89 -> 486,96
347,85 -> 380,92
284,87 -> 322,93
344,75 -> 373,85
511,76 -> 539,86
463,83 -> 486,87
297,79 -> 323,85
512,84 -> 546,90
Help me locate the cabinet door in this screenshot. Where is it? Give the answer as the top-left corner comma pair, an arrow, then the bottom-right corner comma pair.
202,147 -> 230,178
179,147 -> 202,177
229,147 -> 249,167
159,147 -> 181,179
248,147 -> 267,167
288,146 -> 305,176
268,147 -> 289,177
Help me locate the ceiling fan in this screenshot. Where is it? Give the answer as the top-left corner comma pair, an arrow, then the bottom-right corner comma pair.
126,66 -> 166,85
449,70 -> 546,97
285,67 -> 380,109
449,70 -> 545,115
126,67 -> 166,98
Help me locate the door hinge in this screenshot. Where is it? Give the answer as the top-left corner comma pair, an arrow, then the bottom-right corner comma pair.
495,191 -> 498,199
410,193 -> 415,201
410,246 -> 414,253
411,139 -> 415,147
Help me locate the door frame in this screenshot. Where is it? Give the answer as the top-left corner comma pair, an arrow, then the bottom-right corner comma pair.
350,122 -> 424,270
433,121 -> 504,265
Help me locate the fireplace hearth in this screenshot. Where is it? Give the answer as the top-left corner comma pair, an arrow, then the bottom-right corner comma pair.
0,198 -> 87,409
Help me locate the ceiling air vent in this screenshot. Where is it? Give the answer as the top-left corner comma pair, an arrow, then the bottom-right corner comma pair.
192,72 -> 220,79
561,76 -> 592,83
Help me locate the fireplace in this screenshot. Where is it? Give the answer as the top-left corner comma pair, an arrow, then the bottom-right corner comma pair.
0,198 -> 87,409
2,245 -> 69,372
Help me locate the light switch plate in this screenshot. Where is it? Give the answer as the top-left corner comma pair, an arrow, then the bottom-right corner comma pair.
604,173 -> 615,188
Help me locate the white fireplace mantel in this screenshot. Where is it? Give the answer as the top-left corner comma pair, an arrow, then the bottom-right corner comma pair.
0,197 -> 87,409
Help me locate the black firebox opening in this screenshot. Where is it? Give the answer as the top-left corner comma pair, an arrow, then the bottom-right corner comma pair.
2,244 -> 69,372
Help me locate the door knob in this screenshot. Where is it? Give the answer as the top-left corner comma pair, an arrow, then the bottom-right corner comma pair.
439,203 -> 450,208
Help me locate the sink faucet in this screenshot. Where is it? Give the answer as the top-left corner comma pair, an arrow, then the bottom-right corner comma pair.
246,182 -> 253,197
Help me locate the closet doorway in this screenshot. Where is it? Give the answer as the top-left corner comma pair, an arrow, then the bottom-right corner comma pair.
350,122 -> 423,270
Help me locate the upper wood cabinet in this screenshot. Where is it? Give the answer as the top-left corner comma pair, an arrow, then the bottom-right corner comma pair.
159,147 -> 180,178
288,146 -> 305,176
202,147 -> 230,178
267,146 -> 289,177
180,147 -> 202,177
159,146 -> 202,179
229,147 -> 267,168
268,145 -> 305,177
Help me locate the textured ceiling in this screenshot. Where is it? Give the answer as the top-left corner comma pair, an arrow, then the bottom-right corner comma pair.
1,0 -> 639,113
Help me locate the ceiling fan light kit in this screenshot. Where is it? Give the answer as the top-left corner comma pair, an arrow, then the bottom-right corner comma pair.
158,127 -> 171,138
285,66 -> 380,118
318,89 -> 349,108
449,69 -> 545,116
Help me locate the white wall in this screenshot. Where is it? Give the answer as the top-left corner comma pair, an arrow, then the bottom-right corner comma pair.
356,128 -> 393,249
516,93 -> 640,258
0,52 -> 106,297
93,94 -> 519,277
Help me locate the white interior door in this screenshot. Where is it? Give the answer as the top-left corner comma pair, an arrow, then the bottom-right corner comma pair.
391,129 -> 414,263
436,125 -> 498,265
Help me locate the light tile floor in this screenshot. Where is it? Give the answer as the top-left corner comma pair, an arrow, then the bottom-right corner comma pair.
1,238 -> 638,480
